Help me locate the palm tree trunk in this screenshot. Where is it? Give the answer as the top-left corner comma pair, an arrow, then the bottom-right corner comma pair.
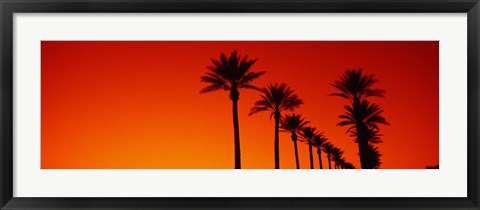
356,122 -> 372,169
353,97 -> 375,169
308,142 -> 314,169
232,99 -> 241,169
317,148 -> 323,169
327,153 -> 331,169
356,123 -> 369,169
293,139 -> 300,169
230,89 -> 241,169
274,112 -> 280,169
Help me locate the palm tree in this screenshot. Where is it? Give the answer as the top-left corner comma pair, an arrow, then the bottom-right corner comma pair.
321,142 -> 334,169
337,158 -> 346,169
331,147 -> 344,169
200,50 -> 265,169
341,160 -> 356,169
250,83 -> 303,169
337,100 -> 389,169
330,69 -> 388,169
299,127 -> 319,169
312,133 -> 328,169
340,159 -> 355,169
280,113 -> 310,169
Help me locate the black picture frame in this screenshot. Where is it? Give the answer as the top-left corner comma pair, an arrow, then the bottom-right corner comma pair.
1,0 -> 479,209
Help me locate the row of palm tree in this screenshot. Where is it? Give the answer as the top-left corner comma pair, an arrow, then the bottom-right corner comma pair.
249,83 -> 303,169
200,50 -> 387,169
278,113 -> 355,169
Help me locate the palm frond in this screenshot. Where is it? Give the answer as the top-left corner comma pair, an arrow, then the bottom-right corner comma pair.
249,83 -> 303,117
329,68 -> 385,100
280,113 -> 310,133
200,50 -> 263,94
312,133 -> 328,148
321,142 -> 334,154
299,127 -> 319,143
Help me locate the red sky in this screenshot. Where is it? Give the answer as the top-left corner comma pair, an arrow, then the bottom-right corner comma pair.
41,41 -> 439,169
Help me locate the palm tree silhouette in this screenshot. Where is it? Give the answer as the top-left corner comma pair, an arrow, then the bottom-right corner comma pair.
341,161 -> 356,169
250,83 -> 303,169
337,158 -> 346,169
299,127 -> 320,169
280,113 -> 310,169
312,133 -> 328,169
321,142 -> 335,169
331,147 -> 344,169
200,50 -> 265,169
330,69 -> 388,169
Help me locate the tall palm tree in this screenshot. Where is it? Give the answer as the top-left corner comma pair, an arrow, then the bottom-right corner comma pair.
250,83 -> 303,169
299,127 -> 319,169
337,100 -> 389,169
330,69 -> 388,169
312,133 -> 328,169
200,50 -> 265,169
322,142 -> 335,169
280,113 -> 310,169
331,147 -> 344,169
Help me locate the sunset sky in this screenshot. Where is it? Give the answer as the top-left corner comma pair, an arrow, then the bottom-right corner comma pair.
41,41 -> 438,169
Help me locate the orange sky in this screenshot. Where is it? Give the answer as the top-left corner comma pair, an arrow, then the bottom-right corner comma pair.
41,41 -> 439,169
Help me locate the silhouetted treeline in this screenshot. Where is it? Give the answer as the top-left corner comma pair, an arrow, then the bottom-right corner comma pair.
201,51 -> 391,169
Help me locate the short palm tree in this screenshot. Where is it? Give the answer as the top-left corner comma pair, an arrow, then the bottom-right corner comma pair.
331,147 -> 344,169
321,142 -> 335,169
341,161 -> 356,169
280,113 -> 310,169
312,134 -> 328,169
337,158 -> 346,169
200,50 -> 265,169
330,69 -> 388,169
299,127 -> 319,169
250,83 -> 303,169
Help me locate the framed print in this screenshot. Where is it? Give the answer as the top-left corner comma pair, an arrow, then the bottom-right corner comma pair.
1,0 -> 479,209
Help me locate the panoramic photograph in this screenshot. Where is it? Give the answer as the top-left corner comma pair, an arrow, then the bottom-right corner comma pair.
41,41 -> 439,169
